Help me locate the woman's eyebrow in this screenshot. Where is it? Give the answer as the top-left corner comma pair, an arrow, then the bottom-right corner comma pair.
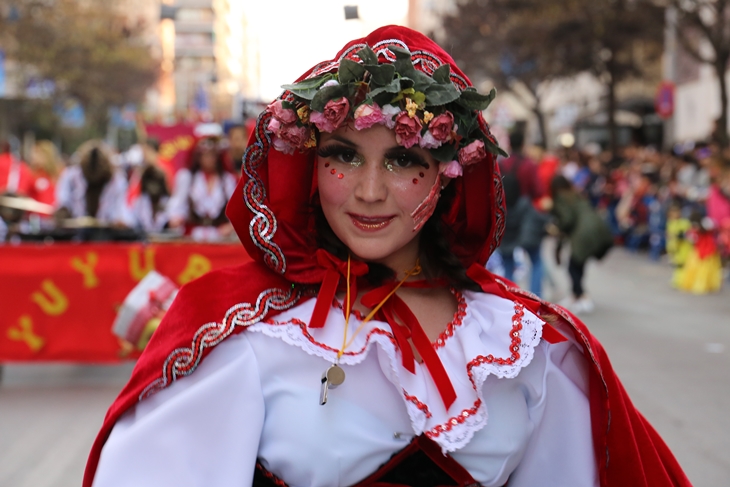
327,135 -> 359,148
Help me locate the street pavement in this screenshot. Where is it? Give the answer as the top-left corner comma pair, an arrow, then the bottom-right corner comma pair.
0,246 -> 728,486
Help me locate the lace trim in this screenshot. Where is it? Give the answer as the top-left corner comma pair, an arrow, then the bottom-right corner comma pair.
255,317 -> 397,366
433,291 -> 467,349
411,302 -> 543,452
251,298 -> 543,453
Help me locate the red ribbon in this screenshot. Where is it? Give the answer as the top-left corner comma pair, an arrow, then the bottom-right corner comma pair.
309,250 -> 368,329
362,284 -> 458,410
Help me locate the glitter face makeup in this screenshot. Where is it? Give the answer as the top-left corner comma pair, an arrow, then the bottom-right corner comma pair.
316,123 -> 440,269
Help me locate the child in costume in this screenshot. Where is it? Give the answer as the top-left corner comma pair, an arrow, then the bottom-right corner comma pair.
85,27 -> 691,487
674,212 -> 723,294
666,203 -> 692,281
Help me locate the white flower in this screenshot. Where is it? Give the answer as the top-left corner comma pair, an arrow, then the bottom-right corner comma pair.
419,130 -> 442,149
321,79 -> 340,89
381,104 -> 401,129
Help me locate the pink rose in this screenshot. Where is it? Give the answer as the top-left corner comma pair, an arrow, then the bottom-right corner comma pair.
267,117 -> 281,135
267,100 -> 297,124
439,160 -> 463,178
279,123 -> 310,149
353,103 -> 385,130
429,112 -> 454,142
458,139 -> 487,166
394,111 -> 422,149
419,130 -> 441,149
310,97 -> 350,133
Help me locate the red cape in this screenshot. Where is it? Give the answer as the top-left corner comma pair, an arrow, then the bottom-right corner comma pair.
83,263 -> 691,487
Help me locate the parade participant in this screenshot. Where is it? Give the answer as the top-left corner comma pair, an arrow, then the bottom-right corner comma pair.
167,136 -> 237,241
54,140 -> 133,227
85,26 -> 690,487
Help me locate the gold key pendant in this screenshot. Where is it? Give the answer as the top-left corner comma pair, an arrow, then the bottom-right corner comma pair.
319,363 -> 346,405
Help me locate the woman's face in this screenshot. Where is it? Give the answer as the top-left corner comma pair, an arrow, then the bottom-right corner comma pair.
200,150 -> 218,173
317,123 -> 440,271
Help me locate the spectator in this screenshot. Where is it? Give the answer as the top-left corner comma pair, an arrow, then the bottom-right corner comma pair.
0,140 -> 36,198
55,140 -> 133,226
168,137 -> 237,241
550,175 -> 613,314
28,140 -> 64,207
130,165 -> 171,233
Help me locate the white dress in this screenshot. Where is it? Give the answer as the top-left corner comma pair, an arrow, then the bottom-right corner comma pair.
93,291 -> 598,487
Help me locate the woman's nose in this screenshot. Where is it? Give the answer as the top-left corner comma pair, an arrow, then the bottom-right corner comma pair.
354,158 -> 387,202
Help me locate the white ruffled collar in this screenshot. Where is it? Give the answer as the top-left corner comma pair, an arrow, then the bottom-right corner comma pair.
248,290 -> 544,453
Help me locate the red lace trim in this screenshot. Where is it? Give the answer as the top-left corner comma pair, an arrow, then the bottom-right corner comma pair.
424,302 -> 525,439
425,398 -> 482,439
466,302 -> 525,386
404,391 -> 432,418
433,290 -> 467,349
261,317 -> 397,355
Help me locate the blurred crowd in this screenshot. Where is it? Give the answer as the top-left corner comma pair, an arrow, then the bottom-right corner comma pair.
491,132 -> 730,310
0,122 -> 250,243
3,121 -> 729,300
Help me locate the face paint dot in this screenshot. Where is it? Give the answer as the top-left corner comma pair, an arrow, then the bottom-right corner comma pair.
419,172 -> 425,178
413,178 -> 419,184
337,173 -> 344,179
330,169 -> 336,175
324,162 -> 330,168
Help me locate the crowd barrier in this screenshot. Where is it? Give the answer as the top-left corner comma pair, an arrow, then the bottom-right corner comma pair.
0,242 -> 250,362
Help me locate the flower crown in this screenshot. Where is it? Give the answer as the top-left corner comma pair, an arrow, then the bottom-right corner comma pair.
266,45 -> 507,178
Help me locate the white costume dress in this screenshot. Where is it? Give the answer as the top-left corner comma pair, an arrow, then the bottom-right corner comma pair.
93,291 -> 598,487
55,165 -> 134,226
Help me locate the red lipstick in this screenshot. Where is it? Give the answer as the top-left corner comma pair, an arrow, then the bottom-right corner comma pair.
348,213 -> 395,232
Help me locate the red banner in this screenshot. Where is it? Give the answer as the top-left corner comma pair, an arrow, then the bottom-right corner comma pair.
144,123 -> 196,172
0,243 -> 250,363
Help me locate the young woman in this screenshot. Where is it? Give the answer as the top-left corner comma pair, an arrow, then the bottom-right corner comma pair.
85,26 -> 690,487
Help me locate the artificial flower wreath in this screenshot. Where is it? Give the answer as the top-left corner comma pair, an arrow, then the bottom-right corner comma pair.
266,45 -> 506,178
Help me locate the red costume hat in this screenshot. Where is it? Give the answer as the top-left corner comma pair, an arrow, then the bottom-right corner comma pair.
84,26 -> 691,487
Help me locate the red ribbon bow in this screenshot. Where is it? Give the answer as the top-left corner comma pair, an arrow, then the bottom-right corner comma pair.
309,250 -> 368,329
361,284 -> 458,410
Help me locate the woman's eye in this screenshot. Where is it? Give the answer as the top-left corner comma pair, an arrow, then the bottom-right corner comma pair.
387,154 -> 420,169
337,150 -> 361,164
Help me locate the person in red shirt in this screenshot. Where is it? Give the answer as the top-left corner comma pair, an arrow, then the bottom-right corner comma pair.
0,140 -> 36,198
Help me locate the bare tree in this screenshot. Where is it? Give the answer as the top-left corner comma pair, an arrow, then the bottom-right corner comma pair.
440,0 -> 664,154
0,0 -> 158,129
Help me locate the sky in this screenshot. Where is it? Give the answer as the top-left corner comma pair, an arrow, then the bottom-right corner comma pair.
243,0 -> 410,101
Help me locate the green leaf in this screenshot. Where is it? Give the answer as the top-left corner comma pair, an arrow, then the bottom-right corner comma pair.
390,46 -> 417,77
429,142 -> 458,162
456,87 -> 497,111
368,78 -> 403,98
485,137 -> 508,157
424,83 -> 460,106
311,84 -> 347,112
357,45 -> 378,65
432,64 -> 451,84
365,64 -> 395,86
281,73 -> 334,100
338,59 -> 366,84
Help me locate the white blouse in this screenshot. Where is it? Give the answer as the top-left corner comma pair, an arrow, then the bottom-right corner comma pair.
93,291 -> 598,487
54,165 -> 133,226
